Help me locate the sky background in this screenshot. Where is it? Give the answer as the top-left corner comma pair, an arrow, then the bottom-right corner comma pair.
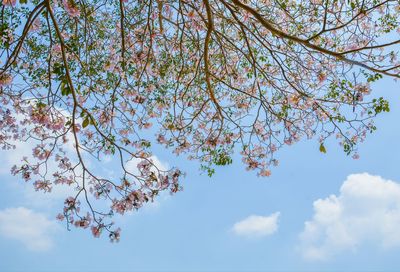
1,77 -> 400,272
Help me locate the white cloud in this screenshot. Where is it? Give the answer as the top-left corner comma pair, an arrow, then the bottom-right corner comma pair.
0,207 -> 59,251
299,173 -> 400,261
232,212 -> 280,238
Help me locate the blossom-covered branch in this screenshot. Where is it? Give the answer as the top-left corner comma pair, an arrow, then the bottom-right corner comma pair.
0,0 -> 398,240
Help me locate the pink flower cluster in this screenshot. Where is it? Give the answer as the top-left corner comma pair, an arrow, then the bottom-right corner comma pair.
111,190 -> 148,215
74,214 -> 92,229
33,180 -> 52,192
2,0 -> 16,7
0,73 -> 12,87
62,0 -> 80,17
29,105 -> 66,131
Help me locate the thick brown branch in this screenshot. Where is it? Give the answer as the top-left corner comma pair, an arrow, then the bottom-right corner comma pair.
229,0 -> 400,78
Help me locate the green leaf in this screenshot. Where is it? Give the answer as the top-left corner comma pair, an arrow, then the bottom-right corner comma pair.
61,81 -> 71,96
319,143 -> 327,154
82,117 -> 89,128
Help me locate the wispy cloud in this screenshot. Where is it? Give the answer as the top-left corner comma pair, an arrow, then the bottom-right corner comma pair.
0,207 -> 59,251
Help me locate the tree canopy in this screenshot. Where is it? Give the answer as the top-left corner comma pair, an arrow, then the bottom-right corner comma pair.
0,0 -> 399,241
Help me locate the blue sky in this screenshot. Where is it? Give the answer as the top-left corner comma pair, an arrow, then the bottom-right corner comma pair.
1,77 -> 400,271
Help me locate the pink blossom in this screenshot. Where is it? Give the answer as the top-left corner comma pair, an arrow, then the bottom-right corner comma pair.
32,145 -> 50,160
52,44 -> 62,53
142,122 -> 152,129
157,134 -> 167,144
109,228 -> 121,242
259,169 -> 271,177
63,0 -> 80,17
0,73 -> 12,87
74,214 -> 91,228
33,180 -> 52,192
2,0 -> 16,6
30,18 -> 42,32
317,72 -> 327,83
91,226 -> 102,238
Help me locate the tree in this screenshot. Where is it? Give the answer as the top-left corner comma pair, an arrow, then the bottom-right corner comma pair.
0,0 -> 398,241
